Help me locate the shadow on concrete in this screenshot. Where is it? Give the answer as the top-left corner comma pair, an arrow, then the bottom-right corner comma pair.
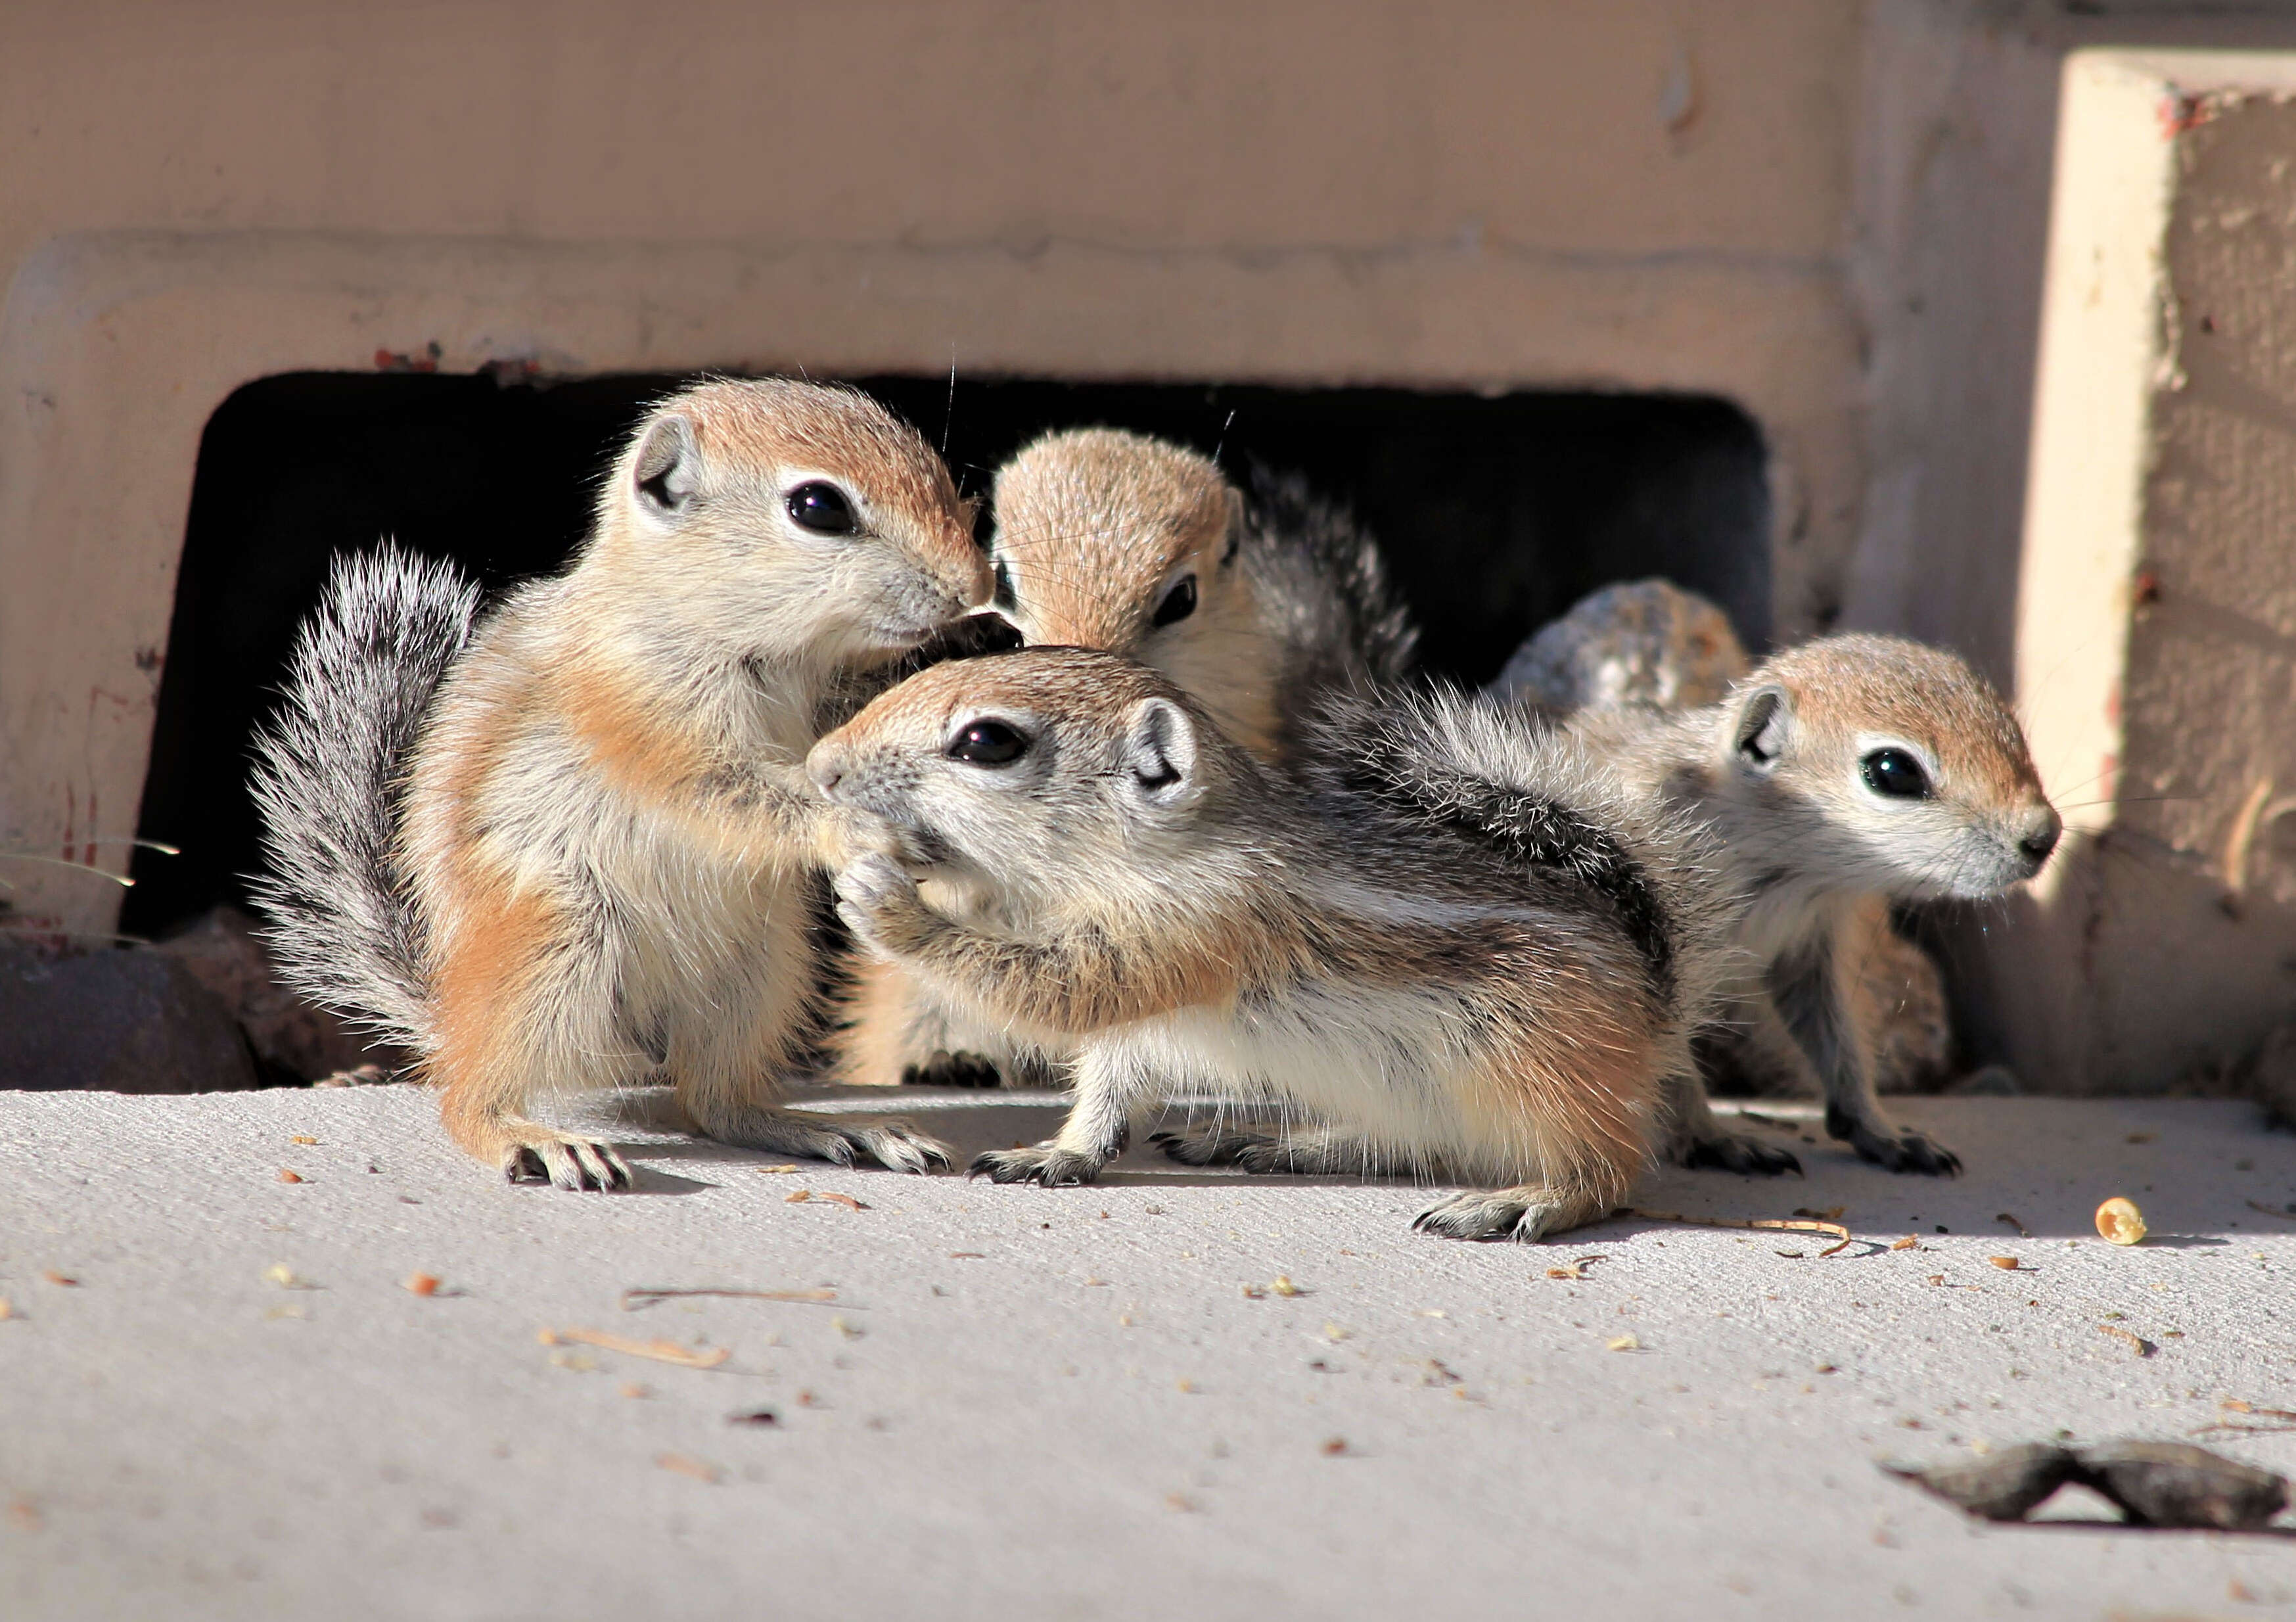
559,1086 -> 2296,1242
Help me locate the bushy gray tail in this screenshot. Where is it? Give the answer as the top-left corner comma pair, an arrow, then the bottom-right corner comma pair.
248,545 -> 479,1054
1244,464 -> 1421,687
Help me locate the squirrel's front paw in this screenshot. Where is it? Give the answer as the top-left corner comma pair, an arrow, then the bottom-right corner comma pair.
832,852 -> 921,948
815,806 -> 905,870
969,1143 -> 1107,1187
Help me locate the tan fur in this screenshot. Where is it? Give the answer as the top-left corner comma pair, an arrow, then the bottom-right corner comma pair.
1493,591 -> 1958,1102
398,379 -> 991,1186
811,647 -> 1726,1241
428,882 -> 568,1165
1573,632 -> 2057,1173
558,656 -> 718,810
990,429 -> 1283,757
829,429 -> 1337,1086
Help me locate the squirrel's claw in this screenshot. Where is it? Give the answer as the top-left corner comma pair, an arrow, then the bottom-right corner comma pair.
968,1144 -> 1105,1187
503,1134 -> 635,1192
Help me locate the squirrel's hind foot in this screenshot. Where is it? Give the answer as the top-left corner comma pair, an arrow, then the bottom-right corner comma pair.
1413,1186 -> 1604,1243
902,1050 -> 1003,1088
503,1133 -> 635,1192
1678,1129 -> 1803,1178
1153,1124 -> 1403,1176
1825,1106 -> 1961,1176
1149,1125 -> 1339,1174
698,1107 -> 953,1174
1149,1125 -> 1270,1169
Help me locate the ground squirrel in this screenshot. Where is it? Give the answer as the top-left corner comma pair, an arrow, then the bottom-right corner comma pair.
1494,580 -> 1957,1104
810,647 -> 1729,1242
1565,632 -> 2059,1175
254,379 -> 991,1188
830,427 -> 1416,1089
1490,577 -> 1749,711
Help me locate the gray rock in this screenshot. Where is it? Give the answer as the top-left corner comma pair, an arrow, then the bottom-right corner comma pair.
1942,1063 -> 2023,1097
0,938 -> 260,1094
1885,1439 -> 2289,1529
152,906 -> 380,1081
1882,1444 -> 2077,1522
2076,1441 -> 2289,1531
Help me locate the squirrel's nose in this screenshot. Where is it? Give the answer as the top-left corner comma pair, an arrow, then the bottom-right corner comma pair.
2017,806 -> 2061,866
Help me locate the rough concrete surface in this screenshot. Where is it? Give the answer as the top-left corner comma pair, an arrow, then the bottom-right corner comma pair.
3,1086 -> 2294,1621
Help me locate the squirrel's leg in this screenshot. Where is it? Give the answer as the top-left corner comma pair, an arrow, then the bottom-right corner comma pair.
674,906 -> 952,1174
1769,927 -> 1960,1176
827,955 -> 1010,1089
1845,900 -> 1955,1092
428,886 -> 638,1191
1659,1020 -> 1804,1176
1412,1108 -> 1642,1241
971,1042 -> 1155,1187
831,854 -> 1176,1183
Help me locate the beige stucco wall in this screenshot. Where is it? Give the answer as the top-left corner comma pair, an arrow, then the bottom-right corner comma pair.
1,3 -> 1862,262
0,0 -> 1875,937
1825,13 -> 2296,1095
2004,55 -> 2296,1093
9,1 -> 2296,1096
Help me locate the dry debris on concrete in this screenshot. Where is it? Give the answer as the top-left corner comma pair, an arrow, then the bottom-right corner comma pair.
2,1086 -> 2295,1619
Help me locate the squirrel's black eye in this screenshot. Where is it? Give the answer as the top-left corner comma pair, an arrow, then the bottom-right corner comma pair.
1861,747 -> 1931,799
1151,574 -> 1198,629
946,719 -> 1032,767
787,482 -> 858,536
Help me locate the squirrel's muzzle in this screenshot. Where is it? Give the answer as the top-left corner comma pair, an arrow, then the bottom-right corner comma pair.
2015,805 -> 2062,869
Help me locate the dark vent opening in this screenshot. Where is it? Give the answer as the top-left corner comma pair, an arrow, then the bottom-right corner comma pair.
124,371 -> 1769,938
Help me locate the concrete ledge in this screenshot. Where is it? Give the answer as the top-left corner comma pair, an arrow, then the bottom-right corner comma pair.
3,1086 -> 2293,1618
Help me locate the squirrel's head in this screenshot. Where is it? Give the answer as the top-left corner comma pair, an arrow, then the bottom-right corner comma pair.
808,647 -> 1239,913
1712,634 -> 2060,901
593,379 -> 989,666
986,430 -> 1275,748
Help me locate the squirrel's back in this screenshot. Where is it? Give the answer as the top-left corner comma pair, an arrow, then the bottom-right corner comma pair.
1300,682 -> 1731,1032
1240,463 -> 1419,700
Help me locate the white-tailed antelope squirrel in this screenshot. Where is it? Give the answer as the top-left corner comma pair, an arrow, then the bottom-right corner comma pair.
829,428 -> 1417,1089
1494,580 -> 1958,1115
1490,577 -> 1751,712
1566,632 -> 2059,1175
810,647 -> 1730,1242
254,379 -> 992,1188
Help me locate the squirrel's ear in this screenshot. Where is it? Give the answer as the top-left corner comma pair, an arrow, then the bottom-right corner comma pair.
1122,696 -> 1201,808
631,413 -> 700,517
1731,684 -> 1792,773
1218,486 -> 1245,568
